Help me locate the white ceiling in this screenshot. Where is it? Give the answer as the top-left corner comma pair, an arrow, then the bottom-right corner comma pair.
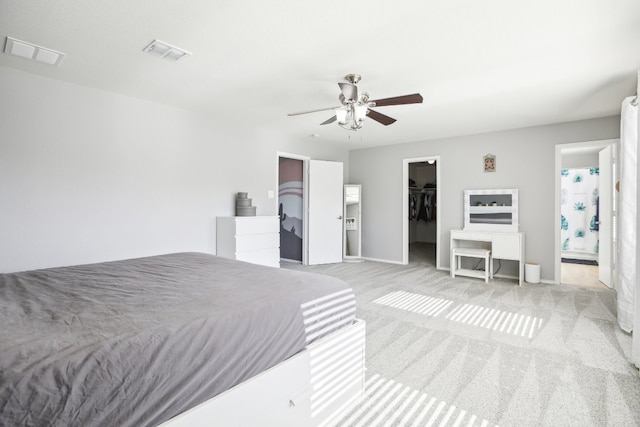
1,1 -> 639,149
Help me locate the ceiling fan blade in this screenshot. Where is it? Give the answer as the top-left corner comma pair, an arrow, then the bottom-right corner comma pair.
288,106 -> 339,116
367,109 -> 397,126
320,115 -> 337,125
338,82 -> 358,102
370,93 -> 423,107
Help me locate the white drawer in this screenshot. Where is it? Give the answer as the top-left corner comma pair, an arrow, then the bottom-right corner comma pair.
235,233 -> 279,252
451,230 -> 492,242
492,234 -> 521,260
246,387 -> 312,427
236,247 -> 280,267
234,217 -> 279,235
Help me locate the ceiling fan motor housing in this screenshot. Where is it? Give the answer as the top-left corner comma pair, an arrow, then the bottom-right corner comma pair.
345,74 -> 361,84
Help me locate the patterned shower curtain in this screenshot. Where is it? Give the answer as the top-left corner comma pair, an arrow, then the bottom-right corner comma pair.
560,168 -> 599,258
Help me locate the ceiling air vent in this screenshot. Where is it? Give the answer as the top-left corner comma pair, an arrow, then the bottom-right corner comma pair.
4,37 -> 65,66
143,39 -> 191,62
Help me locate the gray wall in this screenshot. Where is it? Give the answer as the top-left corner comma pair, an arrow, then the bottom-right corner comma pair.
349,116 -> 620,282
562,152 -> 599,169
0,67 -> 349,273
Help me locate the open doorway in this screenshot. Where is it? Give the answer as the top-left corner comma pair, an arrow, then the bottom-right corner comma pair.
278,154 -> 308,264
555,140 -> 617,290
403,156 -> 441,268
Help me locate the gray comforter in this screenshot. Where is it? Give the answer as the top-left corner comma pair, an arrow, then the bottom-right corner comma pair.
0,252 -> 356,426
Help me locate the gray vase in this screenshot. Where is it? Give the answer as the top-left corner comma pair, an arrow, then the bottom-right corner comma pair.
236,192 -> 256,216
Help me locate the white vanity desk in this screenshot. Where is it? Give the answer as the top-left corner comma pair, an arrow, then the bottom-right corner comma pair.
451,188 -> 524,285
450,230 -> 525,285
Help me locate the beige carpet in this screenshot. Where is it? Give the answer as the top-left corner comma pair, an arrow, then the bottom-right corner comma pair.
283,249 -> 640,426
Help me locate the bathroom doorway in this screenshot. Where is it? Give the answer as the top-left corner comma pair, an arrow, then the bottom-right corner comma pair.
555,140 -> 617,290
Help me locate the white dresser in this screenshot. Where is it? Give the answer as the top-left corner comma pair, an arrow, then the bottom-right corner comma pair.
216,216 -> 280,268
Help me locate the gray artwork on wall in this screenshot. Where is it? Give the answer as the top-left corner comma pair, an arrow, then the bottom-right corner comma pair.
279,157 -> 303,261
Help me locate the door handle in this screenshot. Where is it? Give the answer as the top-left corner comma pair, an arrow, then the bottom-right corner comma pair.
338,216 -> 343,220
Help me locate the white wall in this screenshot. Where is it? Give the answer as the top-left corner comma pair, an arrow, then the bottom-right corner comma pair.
0,67 -> 348,273
349,116 -> 620,282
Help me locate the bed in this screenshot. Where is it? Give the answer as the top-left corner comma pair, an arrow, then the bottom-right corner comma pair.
0,252 -> 365,426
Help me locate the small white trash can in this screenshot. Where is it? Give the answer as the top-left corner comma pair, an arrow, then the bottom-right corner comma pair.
525,263 -> 540,284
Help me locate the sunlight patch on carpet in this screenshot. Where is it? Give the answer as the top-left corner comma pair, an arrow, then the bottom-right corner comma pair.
445,304 -> 543,338
338,373 -> 498,427
372,291 -> 454,317
372,291 -> 544,338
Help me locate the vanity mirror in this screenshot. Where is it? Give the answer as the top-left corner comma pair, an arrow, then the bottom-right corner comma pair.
344,185 -> 362,261
464,189 -> 519,232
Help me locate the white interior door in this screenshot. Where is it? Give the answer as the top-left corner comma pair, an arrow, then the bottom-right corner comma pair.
598,145 -> 613,287
308,160 -> 344,265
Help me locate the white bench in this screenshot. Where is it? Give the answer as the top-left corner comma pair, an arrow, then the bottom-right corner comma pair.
450,247 -> 493,283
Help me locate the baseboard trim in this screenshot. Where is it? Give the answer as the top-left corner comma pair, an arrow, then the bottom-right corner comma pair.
280,258 -> 302,264
361,257 -> 405,265
361,259 -> 555,284
493,273 -> 517,281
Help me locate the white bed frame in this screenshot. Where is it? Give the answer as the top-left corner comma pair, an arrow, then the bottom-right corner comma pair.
161,319 -> 366,427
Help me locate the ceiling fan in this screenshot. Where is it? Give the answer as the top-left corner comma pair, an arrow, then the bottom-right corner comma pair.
288,74 -> 423,131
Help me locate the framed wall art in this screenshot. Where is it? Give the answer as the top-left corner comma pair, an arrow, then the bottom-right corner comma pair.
484,153 -> 496,172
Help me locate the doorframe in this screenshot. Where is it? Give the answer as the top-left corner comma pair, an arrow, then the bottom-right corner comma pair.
554,139 -> 618,285
402,156 -> 442,268
276,152 -> 310,265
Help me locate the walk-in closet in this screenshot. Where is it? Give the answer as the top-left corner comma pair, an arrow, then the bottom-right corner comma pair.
408,160 -> 437,266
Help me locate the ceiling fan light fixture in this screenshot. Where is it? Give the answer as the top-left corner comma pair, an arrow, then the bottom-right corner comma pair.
338,105 -> 364,131
354,105 -> 368,122
335,109 -> 349,125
